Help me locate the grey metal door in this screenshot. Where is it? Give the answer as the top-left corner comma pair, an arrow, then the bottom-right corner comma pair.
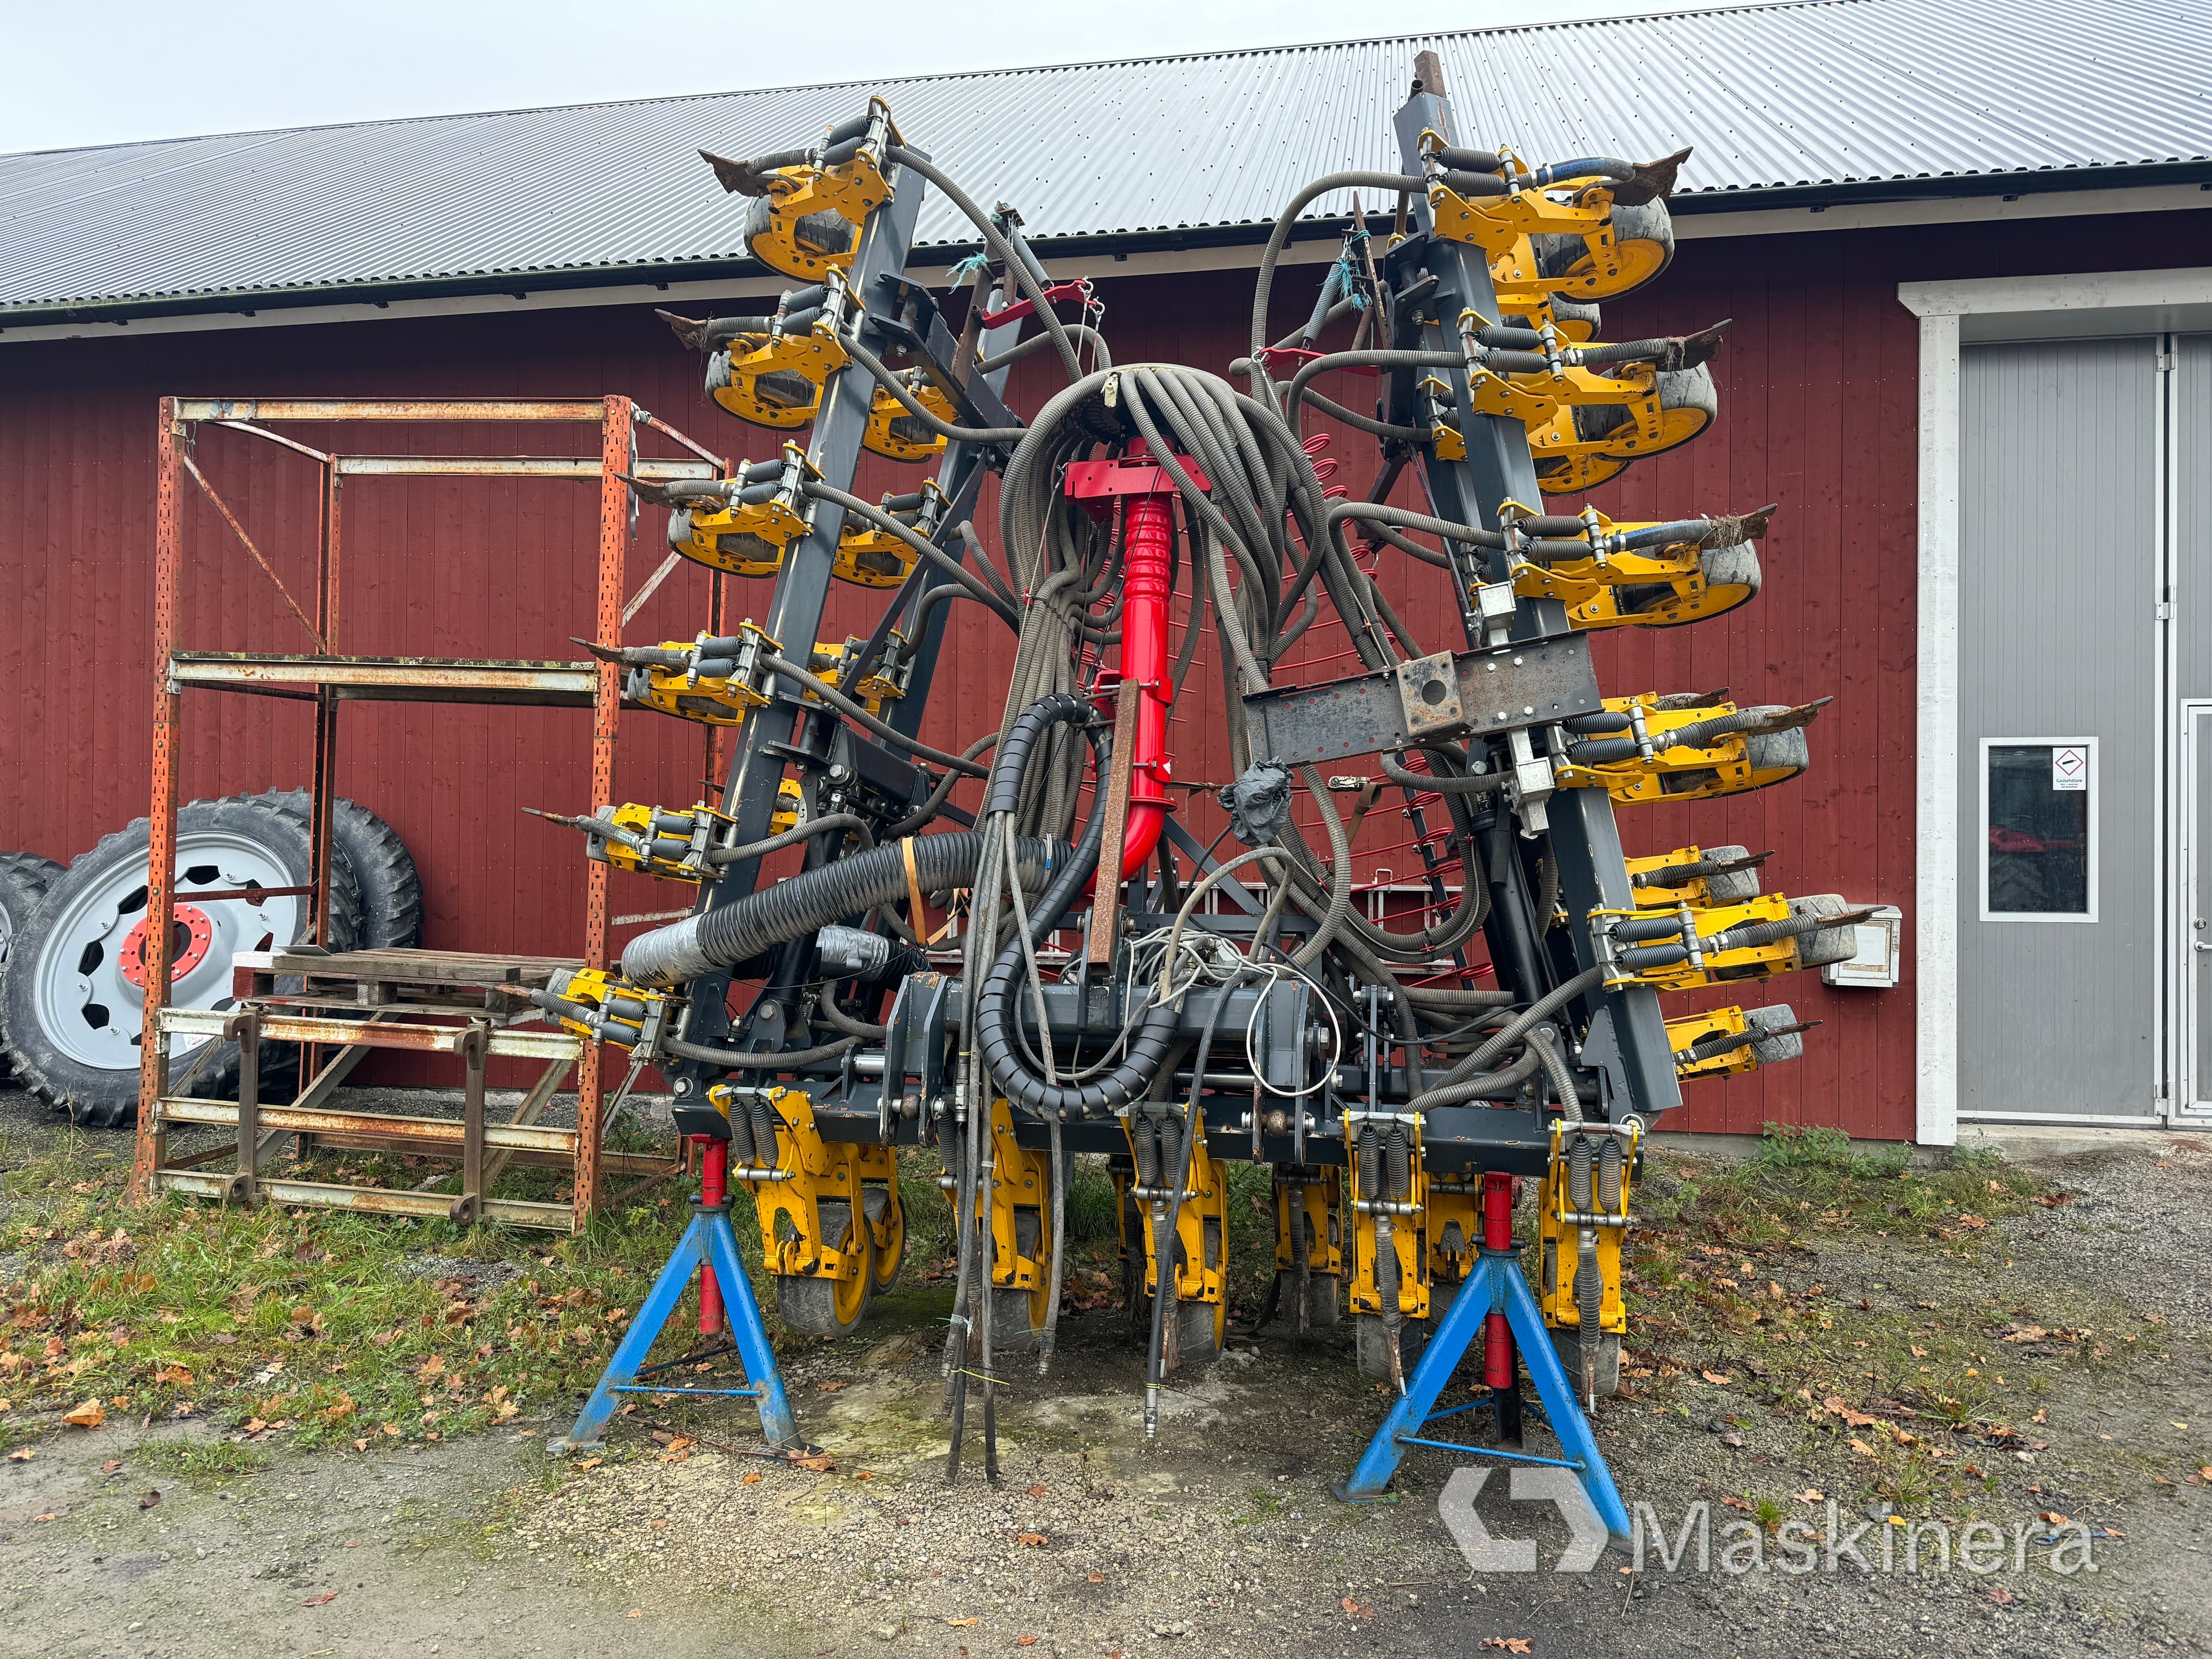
1957,337 -> 2161,1120
2177,336 -> 2212,1118
2181,703 -> 2212,1115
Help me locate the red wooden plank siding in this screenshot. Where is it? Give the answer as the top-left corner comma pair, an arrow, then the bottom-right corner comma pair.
5,209 -> 2210,1125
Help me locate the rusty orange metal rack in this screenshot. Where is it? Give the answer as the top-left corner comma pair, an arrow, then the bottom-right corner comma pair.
126,396 -> 726,1231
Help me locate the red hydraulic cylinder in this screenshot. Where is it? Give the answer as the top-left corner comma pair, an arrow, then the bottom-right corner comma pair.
1064,441 -> 1209,880
1482,1171 -> 1515,1390
698,1135 -> 728,1336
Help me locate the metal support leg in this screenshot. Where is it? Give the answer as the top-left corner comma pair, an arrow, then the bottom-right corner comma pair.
550,1198 -> 798,1455
1336,1248 -> 1630,1543
450,1025 -> 489,1226
223,1012 -> 260,1207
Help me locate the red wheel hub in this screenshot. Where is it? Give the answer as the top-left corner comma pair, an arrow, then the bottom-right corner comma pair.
119,904 -> 215,988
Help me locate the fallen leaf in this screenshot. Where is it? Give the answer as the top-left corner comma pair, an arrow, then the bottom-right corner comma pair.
32,1513 -> 55,1522
2040,1510 -> 2069,1525
1340,1597 -> 1373,1620
62,1400 -> 105,1430
1721,1496 -> 1755,1513
793,1451 -> 837,1473
1088,1573 -> 1105,1584
626,1609 -> 643,1619
1910,1347 -> 1929,1358
6,1448 -> 31,1463
1480,1642 -> 1533,1654
946,1617 -> 978,1628
1700,1371 -> 1733,1386
100,1459 -> 122,1475
1718,1433 -> 1745,1448
574,1457 -> 603,1471
416,1355 -> 446,1381
301,1592 -> 338,1608
1987,1586 -> 2014,1605
1791,1489 -> 1823,1503
353,1439 -> 370,1452
1028,1484 -> 1047,1497
139,1489 -> 161,1509
819,1381 -> 849,1393
1849,1439 -> 1877,1458
1017,1639 -> 1040,1649
1823,1396 -> 1879,1429
741,1471 -> 762,1486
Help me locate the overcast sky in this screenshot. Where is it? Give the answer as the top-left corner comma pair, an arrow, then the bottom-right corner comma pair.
0,0 -> 1734,155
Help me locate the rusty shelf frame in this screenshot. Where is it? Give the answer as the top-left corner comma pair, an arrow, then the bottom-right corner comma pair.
128,397 -> 730,1231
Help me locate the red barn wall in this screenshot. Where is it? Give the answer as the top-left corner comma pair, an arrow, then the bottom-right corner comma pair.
5,207 -> 2209,1132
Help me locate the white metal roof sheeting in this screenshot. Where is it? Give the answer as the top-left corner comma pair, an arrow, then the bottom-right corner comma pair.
1,0 -> 2205,316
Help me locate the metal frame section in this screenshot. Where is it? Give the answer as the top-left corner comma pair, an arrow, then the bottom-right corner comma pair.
1387,85 -> 1684,1122
666,153 -> 1024,1072
128,397 -> 722,1228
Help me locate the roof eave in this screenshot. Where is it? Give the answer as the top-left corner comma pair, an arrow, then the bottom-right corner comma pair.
5,161 -> 2208,332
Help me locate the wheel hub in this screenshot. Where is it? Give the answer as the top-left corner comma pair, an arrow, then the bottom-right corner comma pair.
116,904 -> 215,988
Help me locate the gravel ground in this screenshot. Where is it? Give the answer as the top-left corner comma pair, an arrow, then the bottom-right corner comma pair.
3,1090 -> 2209,1657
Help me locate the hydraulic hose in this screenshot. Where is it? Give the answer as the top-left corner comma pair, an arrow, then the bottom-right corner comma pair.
835,327 -> 1029,446
759,652 -> 993,778
1414,965 -> 1607,1108
801,480 -> 1020,629
1380,751 -> 1508,796
1247,171 -> 1433,367
1528,1024 -> 1585,1126
623,832 -> 1063,987
662,1034 -> 860,1069
1396,1046 -> 1544,1111
885,146 -> 1085,379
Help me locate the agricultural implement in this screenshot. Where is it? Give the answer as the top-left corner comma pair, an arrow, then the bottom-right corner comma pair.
543,60 -> 1853,1526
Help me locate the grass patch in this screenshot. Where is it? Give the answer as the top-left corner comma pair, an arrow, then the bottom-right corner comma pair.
0,1127 -> 972,1456
132,1437 -> 271,1485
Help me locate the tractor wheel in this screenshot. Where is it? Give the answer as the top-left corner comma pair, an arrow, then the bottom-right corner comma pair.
775,1198 -> 874,1336
1745,1003 -> 1806,1066
1789,895 -> 1862,969
1621,543 -> 1762,629
1699,844 -> 1765,905
1,799 -> 361,1127
865,1183 -> 906,1291
1549,1328 -> 1622,1399
245,791 -> 423,947
0,851 -> 63,1069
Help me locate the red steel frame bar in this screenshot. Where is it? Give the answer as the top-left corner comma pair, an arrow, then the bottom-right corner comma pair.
130,395 -> 710,1223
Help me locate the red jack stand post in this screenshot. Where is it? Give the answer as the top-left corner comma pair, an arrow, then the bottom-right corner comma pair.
1482,1171 -> 1525,1446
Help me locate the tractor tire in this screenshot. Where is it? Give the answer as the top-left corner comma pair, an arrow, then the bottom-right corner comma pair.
1745,1002 -> 1806,1066
1549,1328 -> 1622,1399
0,851 -> 63,1070
1789,895 -> 1861,969
244,791 -> 423,948
1535,199 -> 1675,300
1,799 -> 362,1127
1620,542 -> 1763,629
1700,844 -> 1764,905
991,1210 -> 1051,1352
775,1198 -> 873,1336
1743,726 -> 1812,790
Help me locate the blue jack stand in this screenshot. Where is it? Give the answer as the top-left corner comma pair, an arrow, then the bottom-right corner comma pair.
551,1138 -> 799,1455
1335,1243 -> 1631,1543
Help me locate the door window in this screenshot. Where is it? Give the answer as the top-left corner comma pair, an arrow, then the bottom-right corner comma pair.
1981,740 -> 2094,920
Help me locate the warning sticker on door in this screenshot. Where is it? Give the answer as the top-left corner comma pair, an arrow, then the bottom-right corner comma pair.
2051,745 -> 2088,791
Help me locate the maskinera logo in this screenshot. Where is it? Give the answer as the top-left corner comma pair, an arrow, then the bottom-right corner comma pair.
1439,1468 -> 2105,1577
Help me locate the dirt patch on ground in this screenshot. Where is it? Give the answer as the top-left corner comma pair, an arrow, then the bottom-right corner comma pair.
3,1088 -> 2209,1657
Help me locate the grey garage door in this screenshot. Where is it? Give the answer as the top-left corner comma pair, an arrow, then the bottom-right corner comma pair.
1957,336 -> 2161,1120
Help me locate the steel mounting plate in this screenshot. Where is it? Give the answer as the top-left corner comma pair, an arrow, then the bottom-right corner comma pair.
1241,631 -> 1601,766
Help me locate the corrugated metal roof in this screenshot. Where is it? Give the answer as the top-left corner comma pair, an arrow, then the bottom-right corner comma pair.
3,0 -> 2206,320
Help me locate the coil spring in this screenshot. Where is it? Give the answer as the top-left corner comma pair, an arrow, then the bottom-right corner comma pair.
1599,1138 -> 1623,1212
1357,1125 -> 1381,1200
1568,1135 -> 1593,1213
1384,1125 -> 1411,1205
